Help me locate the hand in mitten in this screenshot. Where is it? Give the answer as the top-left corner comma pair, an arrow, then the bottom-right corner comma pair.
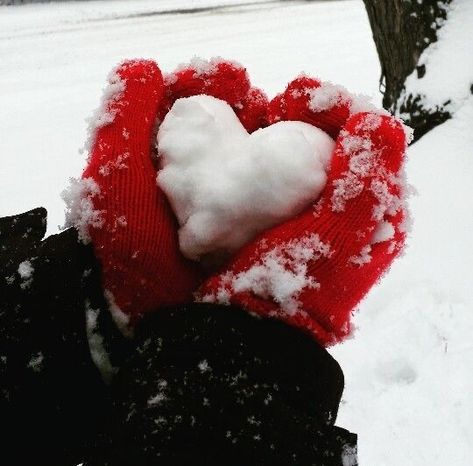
69,59 -> 267,323
198,76 -> 410,346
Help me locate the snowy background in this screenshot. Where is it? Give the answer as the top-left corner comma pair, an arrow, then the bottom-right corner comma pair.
1,0 -> 472,464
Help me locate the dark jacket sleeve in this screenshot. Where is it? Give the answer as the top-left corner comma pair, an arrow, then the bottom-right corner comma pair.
90,303 -> 357,466
0,208 -> 126,466
1,209 -> 357,466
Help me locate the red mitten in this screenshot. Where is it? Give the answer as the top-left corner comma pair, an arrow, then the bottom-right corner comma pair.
198,77 -> 410,346
74,59 -> 267,323
77,59 -> 205,324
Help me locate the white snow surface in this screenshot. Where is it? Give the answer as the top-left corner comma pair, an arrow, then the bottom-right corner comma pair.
401,0 -> 473,115
157,95 -> 334,262
1,0 -> 472,465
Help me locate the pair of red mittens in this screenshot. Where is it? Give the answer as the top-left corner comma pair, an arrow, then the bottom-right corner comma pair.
75,58 -> 409,346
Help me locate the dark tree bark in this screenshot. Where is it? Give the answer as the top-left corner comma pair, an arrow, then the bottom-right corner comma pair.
363,0 -> 453,140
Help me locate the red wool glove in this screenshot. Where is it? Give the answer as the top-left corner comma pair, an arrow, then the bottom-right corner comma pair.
79,59 -> 267,322
77,58 -> 409,345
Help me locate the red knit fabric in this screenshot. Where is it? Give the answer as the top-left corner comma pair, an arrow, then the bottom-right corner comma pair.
82,60 -> 204,321
268,76 -> 350,139
82,59 -> 408,343
82,59 -> 267,321
198,78 -> 408,346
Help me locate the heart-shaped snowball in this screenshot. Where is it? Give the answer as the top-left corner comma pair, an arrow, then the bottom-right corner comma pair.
157,95 -> 335,263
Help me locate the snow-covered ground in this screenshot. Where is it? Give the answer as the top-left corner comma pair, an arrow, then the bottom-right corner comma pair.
1,0 -> 472,464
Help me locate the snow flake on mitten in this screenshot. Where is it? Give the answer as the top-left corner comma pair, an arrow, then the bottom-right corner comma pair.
199,233 -> 333,316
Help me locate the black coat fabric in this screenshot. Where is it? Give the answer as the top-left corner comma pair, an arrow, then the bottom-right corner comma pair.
0,208 -> 124,466
0,208 -> 357,466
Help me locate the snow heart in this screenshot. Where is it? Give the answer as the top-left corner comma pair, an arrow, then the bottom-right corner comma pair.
157,95 -> 335,262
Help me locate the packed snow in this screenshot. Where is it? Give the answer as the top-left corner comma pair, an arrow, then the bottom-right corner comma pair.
1,0 -> 472,464
157,94 -> 334,262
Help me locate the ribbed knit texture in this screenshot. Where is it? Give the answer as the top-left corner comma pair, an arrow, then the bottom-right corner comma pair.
82,60 -> 204,320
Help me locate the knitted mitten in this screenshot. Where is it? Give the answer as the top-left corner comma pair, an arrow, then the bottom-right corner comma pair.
78,59 -> 267,322
198,77 -> 410,346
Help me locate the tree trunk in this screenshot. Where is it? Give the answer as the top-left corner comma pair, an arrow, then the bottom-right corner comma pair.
363,0 -> 452,140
